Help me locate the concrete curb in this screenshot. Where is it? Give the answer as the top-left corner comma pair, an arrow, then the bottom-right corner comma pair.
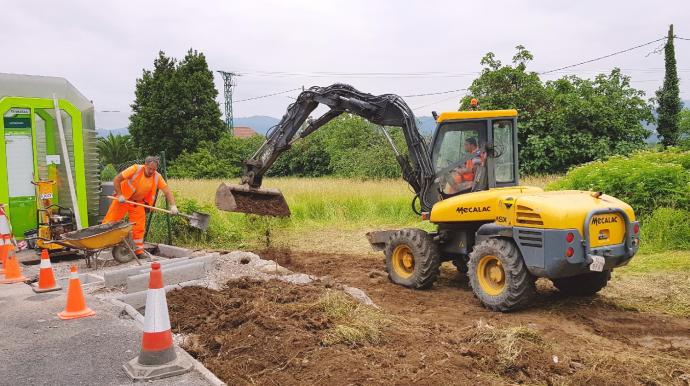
110,296 -> 226,386
126,261 -> 207,293
104,253 -> 219,288
117,279 -> 208,309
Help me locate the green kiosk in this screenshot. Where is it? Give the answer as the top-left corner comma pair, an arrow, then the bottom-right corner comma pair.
0,73 -> 100,241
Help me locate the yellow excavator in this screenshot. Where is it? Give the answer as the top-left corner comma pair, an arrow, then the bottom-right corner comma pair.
215,84 -> 640,311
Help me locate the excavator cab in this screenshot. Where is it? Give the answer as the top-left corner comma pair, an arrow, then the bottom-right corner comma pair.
430,110 -> 519,196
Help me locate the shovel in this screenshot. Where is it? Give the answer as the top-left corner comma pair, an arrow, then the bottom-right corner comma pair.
108,196 -> 210,231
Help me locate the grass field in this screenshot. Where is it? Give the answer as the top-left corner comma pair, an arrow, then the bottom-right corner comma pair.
154,176 -> 558,250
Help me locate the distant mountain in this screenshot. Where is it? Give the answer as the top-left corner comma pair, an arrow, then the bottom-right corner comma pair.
96,128 -> 129,137
234,116 -> 280,135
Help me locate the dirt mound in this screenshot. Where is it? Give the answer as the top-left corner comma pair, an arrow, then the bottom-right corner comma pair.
166,249 -> 690,385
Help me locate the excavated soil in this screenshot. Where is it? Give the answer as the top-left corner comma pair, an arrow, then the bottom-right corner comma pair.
167,249 -> 690,386
229,190 -> 290,217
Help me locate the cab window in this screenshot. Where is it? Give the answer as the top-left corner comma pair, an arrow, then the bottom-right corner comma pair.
492,119 -> 515,184
432,121 -> 485,195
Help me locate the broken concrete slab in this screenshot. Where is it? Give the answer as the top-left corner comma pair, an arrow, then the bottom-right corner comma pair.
344,286 -> 378,308
126,261 -> 207,294
256,260 -> 293,275
156,244 -> 193,259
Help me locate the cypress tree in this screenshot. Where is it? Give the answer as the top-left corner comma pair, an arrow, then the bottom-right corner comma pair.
656,24 -> 682,147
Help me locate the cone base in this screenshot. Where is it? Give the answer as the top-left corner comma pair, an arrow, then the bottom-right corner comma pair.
31,282 -> 62,293
123,347 -> 194,381
1,275 -> 27,284
58,307 -> 96,320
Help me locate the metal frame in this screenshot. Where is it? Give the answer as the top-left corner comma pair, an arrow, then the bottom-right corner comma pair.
0,97 -> 90,236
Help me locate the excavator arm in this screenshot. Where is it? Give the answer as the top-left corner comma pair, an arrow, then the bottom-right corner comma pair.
216,84 -> 439,216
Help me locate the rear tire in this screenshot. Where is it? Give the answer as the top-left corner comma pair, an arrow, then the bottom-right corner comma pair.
468,238 -> 536,312
385,229 -> 440,289
552,270 -> 611,296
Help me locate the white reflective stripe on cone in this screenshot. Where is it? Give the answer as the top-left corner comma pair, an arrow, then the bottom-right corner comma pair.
40,258 -> 52,269
143,288 -> 171,333
70,271 -> 79,280
0,217 -> 9,234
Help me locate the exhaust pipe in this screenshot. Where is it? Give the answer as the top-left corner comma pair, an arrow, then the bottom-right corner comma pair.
215,183 -> 291,217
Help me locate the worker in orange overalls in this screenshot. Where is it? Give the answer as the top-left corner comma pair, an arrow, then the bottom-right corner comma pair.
103,156 -> 178,258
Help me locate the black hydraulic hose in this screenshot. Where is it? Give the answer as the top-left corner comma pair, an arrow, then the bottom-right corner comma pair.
411,194 -> 422,216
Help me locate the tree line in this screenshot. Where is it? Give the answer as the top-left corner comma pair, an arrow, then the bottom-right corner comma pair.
98,33 -> 687,179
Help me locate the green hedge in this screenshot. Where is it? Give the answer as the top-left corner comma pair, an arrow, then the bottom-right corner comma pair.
548,149 -> 690,216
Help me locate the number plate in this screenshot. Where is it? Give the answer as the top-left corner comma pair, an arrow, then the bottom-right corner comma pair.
589,255 -> 605,272
40,193 -> 53,200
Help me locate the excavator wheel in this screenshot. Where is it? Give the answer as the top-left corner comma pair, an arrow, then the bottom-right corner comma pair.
468,238 -> 536,312
384,228 -> 440,289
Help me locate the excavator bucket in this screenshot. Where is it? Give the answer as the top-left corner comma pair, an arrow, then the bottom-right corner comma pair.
215,183 -> 291,217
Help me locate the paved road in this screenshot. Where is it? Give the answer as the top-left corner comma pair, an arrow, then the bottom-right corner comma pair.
0,282 -> 211,386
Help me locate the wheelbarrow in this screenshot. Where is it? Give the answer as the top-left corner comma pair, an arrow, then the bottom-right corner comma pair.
41,220 -> 140,268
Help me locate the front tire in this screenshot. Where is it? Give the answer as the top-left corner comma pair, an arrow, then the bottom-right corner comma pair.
385,229 -> 440,289
468,238 -> 536,312
552,270 -> 611,296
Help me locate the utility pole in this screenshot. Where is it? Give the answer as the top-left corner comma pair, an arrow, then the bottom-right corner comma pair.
217,71 -> 238,134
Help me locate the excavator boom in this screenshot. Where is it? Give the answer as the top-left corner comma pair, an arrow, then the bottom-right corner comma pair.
215,84 -> 437,217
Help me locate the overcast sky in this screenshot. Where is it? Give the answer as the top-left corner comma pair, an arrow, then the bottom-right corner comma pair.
3,0 -> 689,129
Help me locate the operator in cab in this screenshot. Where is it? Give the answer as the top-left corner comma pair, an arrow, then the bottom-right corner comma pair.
450,137 -> 482,192
102,156 -> 178,258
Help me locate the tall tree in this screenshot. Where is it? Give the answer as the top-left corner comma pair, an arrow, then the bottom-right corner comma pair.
461,46 -> 652,174
655,24 -> 683,147
129,50 -> 225,159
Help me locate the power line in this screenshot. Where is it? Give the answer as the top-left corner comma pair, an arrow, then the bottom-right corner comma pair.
539,37 -> 667,75
412,93 -> 464,111
234,70 -> 479,79
233,87 -> 302,103
403,88 -> 466,98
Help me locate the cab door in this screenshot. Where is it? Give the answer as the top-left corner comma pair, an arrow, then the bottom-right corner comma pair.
3,107 -> 38,238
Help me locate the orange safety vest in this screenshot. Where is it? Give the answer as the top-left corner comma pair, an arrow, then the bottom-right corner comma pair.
461,159 -> 475,182
120,165 -> 160,205
453,158 -> 476,185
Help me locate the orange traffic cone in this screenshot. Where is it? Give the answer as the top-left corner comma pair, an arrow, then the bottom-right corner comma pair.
32,249 -> 61,293
123,262 -> 193,380
0,206 -> 12,274
1,246 -> 27,284
57,265 -> 95,320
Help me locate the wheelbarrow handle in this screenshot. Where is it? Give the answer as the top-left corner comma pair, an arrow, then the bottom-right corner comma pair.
107,196 -> 192,219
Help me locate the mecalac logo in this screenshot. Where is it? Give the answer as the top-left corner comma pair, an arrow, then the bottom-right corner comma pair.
456,206 -> 491,215
591,216 -> 618,226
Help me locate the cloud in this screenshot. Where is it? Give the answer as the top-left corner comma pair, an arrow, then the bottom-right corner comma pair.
2,0 -> 689,129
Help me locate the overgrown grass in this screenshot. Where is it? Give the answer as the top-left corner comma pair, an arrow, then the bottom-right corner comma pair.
318,291 -> 391,346
601,250 -> 690,317
147,178 -> 428,249
467,319 -> 546,373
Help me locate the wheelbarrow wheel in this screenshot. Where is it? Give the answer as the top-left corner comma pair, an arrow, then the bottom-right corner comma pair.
112,244 -> 135,264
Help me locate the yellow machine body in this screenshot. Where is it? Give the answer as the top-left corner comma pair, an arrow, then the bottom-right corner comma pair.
430,188 -> 633,249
